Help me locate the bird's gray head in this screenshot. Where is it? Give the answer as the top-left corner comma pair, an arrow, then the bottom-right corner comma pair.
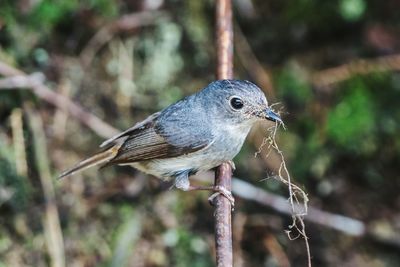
199,80 -> 282,125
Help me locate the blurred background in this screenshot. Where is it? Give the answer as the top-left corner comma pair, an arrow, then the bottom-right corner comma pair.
1,0 -> 400,266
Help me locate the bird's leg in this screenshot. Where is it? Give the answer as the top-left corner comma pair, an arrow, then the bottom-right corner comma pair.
174,171 -> 235,207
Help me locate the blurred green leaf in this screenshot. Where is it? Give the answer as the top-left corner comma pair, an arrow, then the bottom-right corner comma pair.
339,0 -> 366,21
327,79 -> 376,153
29,0 -> 79,30
170,228 -> 213,267
276,64 -> 312,109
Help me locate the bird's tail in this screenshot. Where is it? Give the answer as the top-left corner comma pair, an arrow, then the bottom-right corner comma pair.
58,146 -> 119,179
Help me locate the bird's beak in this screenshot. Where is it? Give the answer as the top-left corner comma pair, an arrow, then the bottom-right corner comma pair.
265,108 -> 282,123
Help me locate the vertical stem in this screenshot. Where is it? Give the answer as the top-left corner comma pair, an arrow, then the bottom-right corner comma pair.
214,0 -> 233,266
214,164 -> 233,267
216,0 -> 234,80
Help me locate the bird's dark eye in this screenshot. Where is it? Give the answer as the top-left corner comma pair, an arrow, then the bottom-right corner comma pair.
230,97 -> 244,110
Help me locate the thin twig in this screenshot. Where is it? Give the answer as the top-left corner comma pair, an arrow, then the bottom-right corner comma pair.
214,0 -> 234,266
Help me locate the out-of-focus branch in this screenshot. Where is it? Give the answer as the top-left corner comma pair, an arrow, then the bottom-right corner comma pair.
80,11 -> 163,68
194,172 -> 365,236
0,63 -> 119,139
263,233 -> 290,267
0,61 -> 24,76
312,53 -> 400,88
230,178 -> 365,236
230,175 -> 400,249
235,25 -> 276,100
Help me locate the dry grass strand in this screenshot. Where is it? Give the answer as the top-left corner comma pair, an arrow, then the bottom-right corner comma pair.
259,107 -> 311,267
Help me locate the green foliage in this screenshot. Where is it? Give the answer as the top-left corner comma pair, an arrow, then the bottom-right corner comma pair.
88,0 -> 118,17
339,0 -> 367,21
29,0 -> 80,30
276,64 -> 312,109
327,79 -> 376,153
29,0 -> 117,30
0,140 -> 30,210
137,20 -> 183,93
182,1 -> 211,67
165,228 -> 213,267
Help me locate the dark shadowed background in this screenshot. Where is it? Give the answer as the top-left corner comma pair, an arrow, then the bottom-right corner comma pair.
1,0 -> 400,266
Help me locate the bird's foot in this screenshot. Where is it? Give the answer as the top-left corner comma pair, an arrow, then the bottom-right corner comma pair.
208,185 -> 235,209
184,184 -> 235,209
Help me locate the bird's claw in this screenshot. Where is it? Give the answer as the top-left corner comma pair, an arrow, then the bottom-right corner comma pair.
208,185 -> 235,210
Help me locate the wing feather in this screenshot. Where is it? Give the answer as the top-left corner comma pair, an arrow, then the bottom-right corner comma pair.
100,112 -> 160,148
103,112 -> 212,165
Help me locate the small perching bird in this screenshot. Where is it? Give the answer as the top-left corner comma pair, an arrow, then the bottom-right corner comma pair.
59,80 -> 282,204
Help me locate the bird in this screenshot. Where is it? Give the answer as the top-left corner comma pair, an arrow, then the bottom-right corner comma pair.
59,79 -> 282,205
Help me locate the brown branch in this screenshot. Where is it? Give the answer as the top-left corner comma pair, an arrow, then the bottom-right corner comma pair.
214,0 -> 234,266
216,0 -> 234,80
0,63 -> 119,139
311,53 -> 400,88
214,163 -> 233,267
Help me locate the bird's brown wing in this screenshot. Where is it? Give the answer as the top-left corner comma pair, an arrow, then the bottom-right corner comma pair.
100,112 -> 161,148
103,113 -> 212,165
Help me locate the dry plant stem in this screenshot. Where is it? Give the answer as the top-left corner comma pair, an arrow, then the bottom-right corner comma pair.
214,0 -> 234,266
266,124 -> 311,267
0,63 -> 119,138
52,80 -> 72,140
10,108 -> 28,177
26,105 -> 65,267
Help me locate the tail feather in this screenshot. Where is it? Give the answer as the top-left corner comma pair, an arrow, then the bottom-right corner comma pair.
59,146 -> 119,179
